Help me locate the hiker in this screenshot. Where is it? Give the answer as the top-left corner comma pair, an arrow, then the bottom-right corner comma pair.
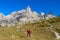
27,29 -> 31,37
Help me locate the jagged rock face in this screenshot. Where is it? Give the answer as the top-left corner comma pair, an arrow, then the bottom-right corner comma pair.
46,14 -> 56,20
10,6 -> 39,22
0,6 -> 55,26
0,13 -> 5,19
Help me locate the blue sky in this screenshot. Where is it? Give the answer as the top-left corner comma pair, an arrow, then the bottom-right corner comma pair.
0,0 -> 60,16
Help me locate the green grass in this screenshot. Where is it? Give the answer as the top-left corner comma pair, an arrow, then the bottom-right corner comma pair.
0,25 -> 58,40
0,18 -> 60,40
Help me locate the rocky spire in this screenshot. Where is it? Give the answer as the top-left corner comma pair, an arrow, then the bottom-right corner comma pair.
0,13 -> 4,19
41,12 -> 45,16
27,6 -> 31,11
26,6 -> 32,14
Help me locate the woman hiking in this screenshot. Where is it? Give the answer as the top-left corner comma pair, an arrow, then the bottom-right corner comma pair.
27,28 -> 31,37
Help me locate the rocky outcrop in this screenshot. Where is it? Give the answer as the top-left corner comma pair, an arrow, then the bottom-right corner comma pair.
0,6 -> 55,26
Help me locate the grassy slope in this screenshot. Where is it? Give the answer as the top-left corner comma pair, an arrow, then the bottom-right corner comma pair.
0,19 -> 60,40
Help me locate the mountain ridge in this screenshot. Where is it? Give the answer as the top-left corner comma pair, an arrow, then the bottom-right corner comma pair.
0,6 -> 55,26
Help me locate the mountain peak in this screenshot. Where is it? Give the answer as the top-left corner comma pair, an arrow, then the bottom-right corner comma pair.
27,6 -> 30,9
0,6 -> 56,26
41,12 -> 45,16
26,6 -> 31,12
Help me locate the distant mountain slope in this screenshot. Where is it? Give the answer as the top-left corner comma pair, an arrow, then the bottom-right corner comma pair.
0,6 -> 55,26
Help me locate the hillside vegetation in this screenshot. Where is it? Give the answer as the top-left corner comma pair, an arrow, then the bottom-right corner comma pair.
0,17 -> 60,40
